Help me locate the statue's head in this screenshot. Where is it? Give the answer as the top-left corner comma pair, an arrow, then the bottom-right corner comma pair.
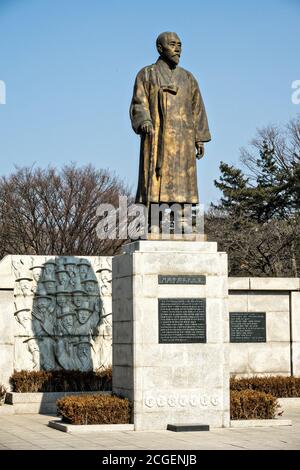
156,32 -> 181,66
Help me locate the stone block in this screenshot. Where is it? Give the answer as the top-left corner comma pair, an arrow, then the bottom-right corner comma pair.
112,321 -> 133,344
48,420 -> 134,433
228,293 -> 248,312
248,292 -> 290,312
134,344 -> 162,367
248,343 -> 290,375
134,408 -> 224,431
112,253 -> 132,278
112,344 -> 133,366
0,255 -> 14,289
125,240 -> 218,254
113,240 -> 229,430
186,360 -> 225,389
291,342 -> 300,376
250,277 -> 300,291
112,297 -> 133,322
112,365 -> 133,390
140,366 -> 173,390
228,277 -> 250,290
207,298 -> 227,344
0,344 -> 14,387
291,292 -> 300,342
267,311 -> 290,342
0,290 -> 14,344
135,274 -> 157,298
6,391 -> 109,414
133,252 -> 228,276
157,276 -> 227,299
223,300 -> 230,343
229,344 -> 249,375
112,276 -> 132,301
133,298 -> 158,343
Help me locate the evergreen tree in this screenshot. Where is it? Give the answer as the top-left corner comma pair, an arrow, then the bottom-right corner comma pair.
208,117 -> 300,277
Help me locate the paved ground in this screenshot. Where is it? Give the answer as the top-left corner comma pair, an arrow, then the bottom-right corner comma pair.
0,408 -> 299,450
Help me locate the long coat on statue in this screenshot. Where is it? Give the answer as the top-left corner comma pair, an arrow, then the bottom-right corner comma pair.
130,58 -> 211,205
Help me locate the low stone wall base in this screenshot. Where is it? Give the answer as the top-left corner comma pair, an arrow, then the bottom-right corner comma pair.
6,391 -> 111,414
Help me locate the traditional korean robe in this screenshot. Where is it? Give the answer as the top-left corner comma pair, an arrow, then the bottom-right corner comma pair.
130,58 -> 211,204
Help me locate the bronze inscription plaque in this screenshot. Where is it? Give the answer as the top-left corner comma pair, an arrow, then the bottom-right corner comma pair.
158,298 -> 206,343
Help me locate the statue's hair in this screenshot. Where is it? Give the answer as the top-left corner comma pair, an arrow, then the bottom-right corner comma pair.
156,32 -> 179,49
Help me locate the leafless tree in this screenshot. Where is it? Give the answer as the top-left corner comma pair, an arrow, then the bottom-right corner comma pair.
206,210 -> 300,277
0,164 -> 132,258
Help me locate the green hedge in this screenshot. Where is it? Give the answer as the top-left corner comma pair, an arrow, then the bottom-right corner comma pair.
230,375 -> 300,398
230,390 -> 279,420
57,394 -> 131,425
10,368 -> 112,393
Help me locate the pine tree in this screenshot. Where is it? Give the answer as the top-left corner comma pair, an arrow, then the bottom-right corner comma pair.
213,141 -> 291,222
213,163 -> 251,218
209,118 -> 300,276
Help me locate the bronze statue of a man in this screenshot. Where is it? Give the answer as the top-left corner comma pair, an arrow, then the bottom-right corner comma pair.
130,32 -> 211,206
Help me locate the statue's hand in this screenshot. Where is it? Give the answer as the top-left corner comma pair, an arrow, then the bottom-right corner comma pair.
196,142 -> 205,159
140,121 -> 153,135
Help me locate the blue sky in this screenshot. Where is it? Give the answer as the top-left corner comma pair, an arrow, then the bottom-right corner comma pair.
0,0 -> 299,205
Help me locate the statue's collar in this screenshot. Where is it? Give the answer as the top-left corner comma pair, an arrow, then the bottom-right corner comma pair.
155,58 -> 178,85
156,57 -> 177,72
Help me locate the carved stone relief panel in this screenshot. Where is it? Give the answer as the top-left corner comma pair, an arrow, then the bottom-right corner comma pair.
12,256 -> 112,371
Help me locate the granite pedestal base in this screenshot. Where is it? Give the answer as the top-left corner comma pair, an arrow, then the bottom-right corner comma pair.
112,241 -> 230,431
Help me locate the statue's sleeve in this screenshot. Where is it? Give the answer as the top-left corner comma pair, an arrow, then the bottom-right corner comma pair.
191,74 -> 211,143
130,68 -> 152,134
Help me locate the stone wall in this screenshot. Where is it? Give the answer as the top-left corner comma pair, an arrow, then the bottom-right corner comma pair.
0,254 -> 300,387
0,255 -> 112,387
228,278 -> 300,377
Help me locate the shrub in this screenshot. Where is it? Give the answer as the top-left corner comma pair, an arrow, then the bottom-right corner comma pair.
10,368 -> 112,393
57,394 -> 131,425
230,375 -> 300,398
230,390 -> 279,420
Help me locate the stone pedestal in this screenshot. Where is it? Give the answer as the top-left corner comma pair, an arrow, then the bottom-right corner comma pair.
112,240 -> 230,430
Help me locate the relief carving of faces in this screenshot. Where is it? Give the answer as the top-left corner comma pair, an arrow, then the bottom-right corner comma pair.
13,256 -> 105,371
66,264 -> 77,277
61,314 -> 74,333
37,296 -> 51,313
58,271 -> 69,284
31,268 -> 42,283
19,279 -> 31,296
44,281 -> 56,294
84,281 -> 97,294
78,309 -> 92,325
79,265 -> 89,280
73,293 -> 86,308
56,294 -> 67,307
44,264 -> 55,277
